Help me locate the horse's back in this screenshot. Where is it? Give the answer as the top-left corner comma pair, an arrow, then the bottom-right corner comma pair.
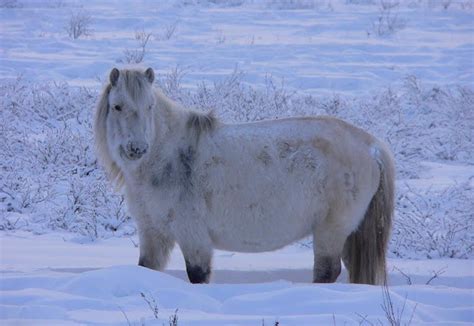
213,116 -> 380,185
219,116 -> 375,146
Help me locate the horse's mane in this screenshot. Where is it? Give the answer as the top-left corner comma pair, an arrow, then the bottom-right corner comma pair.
187,110 -> 216,140
152,85 -> 217,140
94,83 -> 125,189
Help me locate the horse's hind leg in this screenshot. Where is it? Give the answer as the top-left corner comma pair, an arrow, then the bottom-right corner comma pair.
312,223 -> 345,283
138,228 -> 175,271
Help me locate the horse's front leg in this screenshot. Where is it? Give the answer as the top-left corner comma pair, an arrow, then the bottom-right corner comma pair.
137,227 -> 175,271
176,224 -> 213,284
184,250 -> 212,284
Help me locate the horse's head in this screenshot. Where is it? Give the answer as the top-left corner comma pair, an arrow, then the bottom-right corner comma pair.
104,67 -> 156,164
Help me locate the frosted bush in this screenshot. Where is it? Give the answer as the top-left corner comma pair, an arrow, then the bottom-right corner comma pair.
266,0 -> 321,9
120,30 -> 152,64
0,77 -> 131,239
393,182 -> 473,259
370,0 -> 407,37
161,22 -> 178,40
0,71 -> 472,257
177,0 -> 246,7
65,10 -> 93,40
0,0 -> 20,8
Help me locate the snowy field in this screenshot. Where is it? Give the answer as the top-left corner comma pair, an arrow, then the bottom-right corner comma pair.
1,0 -> 474,95
1,0 -> 473,325
1,232 -> 473,325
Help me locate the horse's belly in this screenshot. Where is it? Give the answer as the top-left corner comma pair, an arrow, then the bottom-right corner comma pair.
207,185 -> 327,253
208,215 -> 314,252
209,228 -> 310,252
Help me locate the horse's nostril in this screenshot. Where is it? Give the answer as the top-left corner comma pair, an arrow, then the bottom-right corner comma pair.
127,141 -> 148,159
133,147 -> 146,155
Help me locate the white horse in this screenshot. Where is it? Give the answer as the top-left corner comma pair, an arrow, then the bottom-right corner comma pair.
94,67 -> 395,285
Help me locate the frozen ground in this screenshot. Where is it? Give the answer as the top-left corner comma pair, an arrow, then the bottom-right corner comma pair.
1,232 -> 473,325
0,0 -> 473,325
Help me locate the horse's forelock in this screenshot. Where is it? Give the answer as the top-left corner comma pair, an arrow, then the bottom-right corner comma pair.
119,69 -> 152,103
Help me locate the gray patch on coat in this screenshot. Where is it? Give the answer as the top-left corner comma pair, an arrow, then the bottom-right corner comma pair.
204,155 -> 225,169
297,151 -> 318,171
229,183 -> 242,191
277,140 -> 317,172
256,148 -> 272,166
150,146 -> 196,192
204,191 -> 213,211
248,202 -> 258,209
288,152 -> 318,173
151,162 -> 174,187
177,146 -> 196,200
311,137 -> 331,154
277,141 -> 293,159
210,156 -> 225,165
179,146 -> 196,191
165,208 -> 175,225
344,172 -> 359,200
313,173 -> 328,194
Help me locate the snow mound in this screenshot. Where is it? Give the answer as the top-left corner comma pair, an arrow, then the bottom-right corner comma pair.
1,264 -> 473,325
1,233 -> 473,325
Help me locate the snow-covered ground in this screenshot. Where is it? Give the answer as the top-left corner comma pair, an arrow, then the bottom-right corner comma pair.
1,0 -> 473,95
1,232 -> 473,325
1,0 -> 473,325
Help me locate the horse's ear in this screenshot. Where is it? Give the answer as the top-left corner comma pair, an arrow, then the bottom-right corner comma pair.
145,67 -> 155,84
110,68 -> 120,86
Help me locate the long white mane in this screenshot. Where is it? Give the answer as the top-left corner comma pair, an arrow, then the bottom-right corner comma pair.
94,83 -> 126,188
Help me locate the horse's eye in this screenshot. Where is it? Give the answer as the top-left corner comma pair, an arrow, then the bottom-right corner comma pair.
114,105 -> 122,111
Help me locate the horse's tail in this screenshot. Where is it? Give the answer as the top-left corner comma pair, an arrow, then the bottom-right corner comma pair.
342,141 -> 395,285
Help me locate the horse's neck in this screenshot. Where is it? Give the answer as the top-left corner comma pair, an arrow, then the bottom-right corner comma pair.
157,108 -> 188,139
152,95 -> 192,154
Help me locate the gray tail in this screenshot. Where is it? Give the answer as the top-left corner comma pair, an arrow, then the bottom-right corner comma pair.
342,142 -> 395,285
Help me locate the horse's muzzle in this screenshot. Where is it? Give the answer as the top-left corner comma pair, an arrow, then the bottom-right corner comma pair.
121,141 -> 148,160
